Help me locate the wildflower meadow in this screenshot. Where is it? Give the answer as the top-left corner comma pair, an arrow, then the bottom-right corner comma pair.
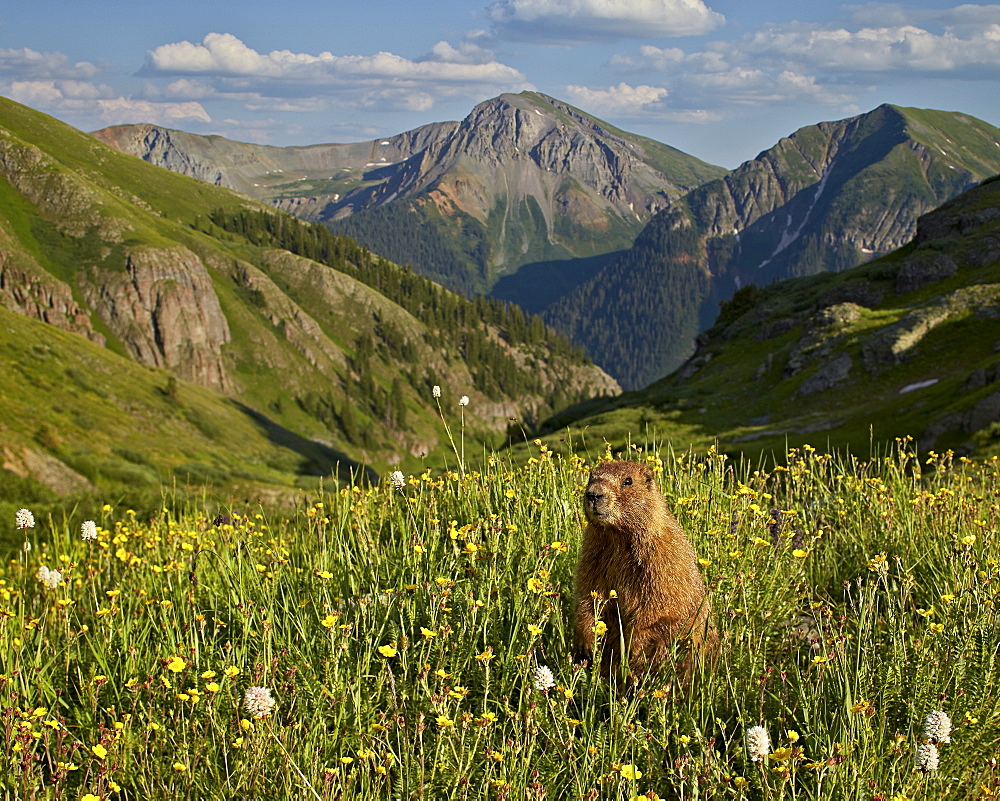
3,438 -> 1000,800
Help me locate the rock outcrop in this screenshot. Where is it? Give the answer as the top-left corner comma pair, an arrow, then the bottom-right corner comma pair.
80,247 -> 232,392
1,444 -> 96,495
0,229 -> 104,344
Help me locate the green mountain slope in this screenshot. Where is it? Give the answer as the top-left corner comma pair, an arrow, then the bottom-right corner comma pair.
535,174 -> 1000,460
0,96 -> 620,497
544,105 -> 1000,389
94,92 -> 727,295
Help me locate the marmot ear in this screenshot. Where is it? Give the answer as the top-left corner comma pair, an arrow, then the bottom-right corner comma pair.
640,463 -> 654,484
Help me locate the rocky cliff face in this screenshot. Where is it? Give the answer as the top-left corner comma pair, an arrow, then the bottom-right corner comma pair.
80,247 -> 233,392
0,228 -> 104,344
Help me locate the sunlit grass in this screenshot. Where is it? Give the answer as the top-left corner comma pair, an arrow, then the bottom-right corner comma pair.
3,438 -> 1000,799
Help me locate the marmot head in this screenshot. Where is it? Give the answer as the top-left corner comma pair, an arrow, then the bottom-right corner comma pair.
583,460 -> 663,530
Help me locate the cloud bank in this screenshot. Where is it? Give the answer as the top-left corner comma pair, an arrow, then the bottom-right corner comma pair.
605,7 -> 1000,118
486,0 -> 724,42
142,32 -> 527,89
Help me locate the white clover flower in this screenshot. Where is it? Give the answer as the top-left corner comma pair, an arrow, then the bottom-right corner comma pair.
458,395 -> 469,407
81,520 -> 98,541
531,664 -> 555,691
432,385 -> 441,398
16,508 -> 35,530
746,725 -> 770,763
37,565 -> 50,583
916,741 -> 940,772
390,470 -> 406,490
923,710 -> 952,744
243,686 -> 276,718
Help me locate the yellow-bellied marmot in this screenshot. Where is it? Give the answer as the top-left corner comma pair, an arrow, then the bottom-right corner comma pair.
573,460 -> 717,683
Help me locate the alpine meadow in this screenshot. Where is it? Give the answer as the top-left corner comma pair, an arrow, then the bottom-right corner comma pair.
5,440 -> 1000,799
2,35 -> 1000,801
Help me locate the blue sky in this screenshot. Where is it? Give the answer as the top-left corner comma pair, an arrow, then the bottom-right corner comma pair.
1,1 -> 998,167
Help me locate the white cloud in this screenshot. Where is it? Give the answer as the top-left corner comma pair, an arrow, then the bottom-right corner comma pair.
682,69 -> 857,106
137,32 -> 532,118
8,79 -> 109,104
612,44 -> 728,73
5,79 -> 210,125
845,3 -> 1000,29
96,98 -> 212,125
142,32 -> 526,86
731,21 -> 1000,75
426,40 -> 498,66
563,82 -> 667,114
607,8 -> 1000,116
486,0 -> 724,42
0,47 -> 98,79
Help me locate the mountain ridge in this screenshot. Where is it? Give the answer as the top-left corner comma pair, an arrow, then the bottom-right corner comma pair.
534,173 -> 1000,460
92,91 -> 727,294
542,104 -> 1000,389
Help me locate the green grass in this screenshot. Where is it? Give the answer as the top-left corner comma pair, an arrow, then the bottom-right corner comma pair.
3,439 -> 1000,799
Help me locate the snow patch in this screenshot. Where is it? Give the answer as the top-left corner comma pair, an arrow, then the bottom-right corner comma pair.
899,378 -> 939,395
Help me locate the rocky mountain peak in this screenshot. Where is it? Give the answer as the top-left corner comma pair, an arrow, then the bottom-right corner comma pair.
92,92 -> 726,294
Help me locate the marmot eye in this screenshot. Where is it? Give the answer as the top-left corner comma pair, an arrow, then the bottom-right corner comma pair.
623,476 -> 633,487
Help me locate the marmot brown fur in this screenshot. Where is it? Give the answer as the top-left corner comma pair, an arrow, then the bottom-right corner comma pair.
573,460 -> 717,684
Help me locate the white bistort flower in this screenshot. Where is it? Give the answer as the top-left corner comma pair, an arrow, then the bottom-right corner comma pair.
916,741 -> 940,772
923,710 -> 952,744
81,520 -> 98,541
531,664 -> 555,691
36,565 -> 63,590
458,395 -> 469,407
432,385 -> 441,398
390,470 -> 406,490
16,508 -> 35,530
243,686 -> 276,718
746,725 -> 770,763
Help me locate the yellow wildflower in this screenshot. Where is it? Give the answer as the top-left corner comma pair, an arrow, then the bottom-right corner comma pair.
165,655 -> 186,673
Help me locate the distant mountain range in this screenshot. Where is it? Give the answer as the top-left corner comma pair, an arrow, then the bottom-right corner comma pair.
0,96 -> 618,497
93,91 -> 726,296
538,173 -> 1000,461
543,104 -> 1000,388
94,98 -> 1000,393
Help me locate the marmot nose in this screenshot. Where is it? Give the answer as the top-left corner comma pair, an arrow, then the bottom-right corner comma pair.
586,492 -> 603,504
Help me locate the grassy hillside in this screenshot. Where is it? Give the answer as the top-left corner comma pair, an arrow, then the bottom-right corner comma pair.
0,304 -> 357,521
534,174 -> 1000,462
0,96 -> 619,501
3,442 -> 999,798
